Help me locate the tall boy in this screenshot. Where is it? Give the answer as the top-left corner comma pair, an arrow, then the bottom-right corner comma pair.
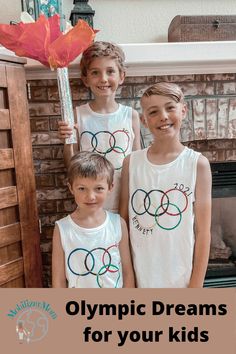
120,82 -> 212,288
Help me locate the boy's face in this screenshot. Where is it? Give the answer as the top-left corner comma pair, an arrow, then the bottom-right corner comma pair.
68,175 -> 113,211
141,95 -> 187,140
82,57 -> 125,98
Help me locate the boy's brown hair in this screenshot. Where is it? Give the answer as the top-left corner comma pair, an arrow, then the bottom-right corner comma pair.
80,41 -> 125,77
67,151 -> 114,188
141,82 -> 184,103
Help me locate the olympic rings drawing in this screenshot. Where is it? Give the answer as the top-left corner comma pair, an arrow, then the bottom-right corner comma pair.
131,187 -> 189,231
67,245 -> 121,287
80,129 -> 130,169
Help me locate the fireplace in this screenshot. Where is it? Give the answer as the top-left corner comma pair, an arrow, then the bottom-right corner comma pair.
204,161 -> 236,288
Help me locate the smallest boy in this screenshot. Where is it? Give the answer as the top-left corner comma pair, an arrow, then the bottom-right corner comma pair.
52,151 -> 135,288
120,82 -> 212,288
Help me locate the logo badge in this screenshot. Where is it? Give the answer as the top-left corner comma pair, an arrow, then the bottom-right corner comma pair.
7,299 -> 57,344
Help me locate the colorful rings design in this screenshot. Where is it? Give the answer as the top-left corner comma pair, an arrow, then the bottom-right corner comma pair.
67,246 -> 121,288
131,188 -> 188,230
80,129 -> 130,170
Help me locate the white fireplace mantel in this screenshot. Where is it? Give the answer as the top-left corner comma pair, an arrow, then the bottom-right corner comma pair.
122,41 -> 236,76
1,41 -> 236,79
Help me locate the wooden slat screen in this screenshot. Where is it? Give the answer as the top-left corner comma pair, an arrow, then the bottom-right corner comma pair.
0,56 -> 42,288
0,149 -> 14,170
0,109 -> 10,129
0,223 -> 21,247
0,242 -> 22,266
0,258 -> 24,285
0,66 -> 6,87
0,276 -> 25,287
0,186 -> 18,210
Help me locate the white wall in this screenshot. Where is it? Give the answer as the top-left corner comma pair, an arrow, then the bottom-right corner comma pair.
1,0 -> 236,43
0,0 -> 22,24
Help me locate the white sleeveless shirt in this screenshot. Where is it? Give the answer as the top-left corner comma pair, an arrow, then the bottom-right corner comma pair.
129,147 -> 201,288
76,103 -> 134,212
56,211 -> 123,288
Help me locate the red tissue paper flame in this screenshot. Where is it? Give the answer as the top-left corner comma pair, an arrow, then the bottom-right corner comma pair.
0,14 -> 97,69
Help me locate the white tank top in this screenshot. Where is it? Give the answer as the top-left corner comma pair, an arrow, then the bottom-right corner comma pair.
56,211 -> 123,288
129,147 -> 201,288
76,103 -> 134,212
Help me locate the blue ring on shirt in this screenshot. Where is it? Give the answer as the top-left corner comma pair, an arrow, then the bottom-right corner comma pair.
67,248 -> 95,276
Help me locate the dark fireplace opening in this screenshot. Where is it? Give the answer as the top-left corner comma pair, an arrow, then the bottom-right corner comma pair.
204,161 -> 236,288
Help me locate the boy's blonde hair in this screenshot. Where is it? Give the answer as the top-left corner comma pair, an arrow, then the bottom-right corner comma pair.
67,151 -> 114,188
80,41 -> 125,77
141,82 -> 184,103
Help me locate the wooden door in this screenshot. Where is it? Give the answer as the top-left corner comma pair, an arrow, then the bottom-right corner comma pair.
0,54 -> 42,287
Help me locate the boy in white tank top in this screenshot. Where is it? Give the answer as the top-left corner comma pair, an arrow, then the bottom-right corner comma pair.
52,152 -> 135,288
58,41 -> 141,212
120,83 -> 212,288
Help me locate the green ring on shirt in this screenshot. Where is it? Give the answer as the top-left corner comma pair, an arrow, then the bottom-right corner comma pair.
104,146 -> 126,170
96,264 -> 120,288
155,202 -> 182,230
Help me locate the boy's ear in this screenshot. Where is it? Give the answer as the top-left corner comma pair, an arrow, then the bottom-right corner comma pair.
109,182 -> 114,192
182,103 -> 188,120
81,75 -> 89,88
140,113 -> 148,127
67,182 -> 74,195
119,71 -> 125,85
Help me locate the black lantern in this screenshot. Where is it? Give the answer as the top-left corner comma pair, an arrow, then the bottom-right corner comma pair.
21,0 -> 39,20
70,0 -> 95,28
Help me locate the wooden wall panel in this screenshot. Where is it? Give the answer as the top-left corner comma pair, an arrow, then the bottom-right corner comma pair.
0,223 -> 21,247
0,57 -> 42,287
0,66 -> 7,87
0,258 -> 24,285
0,170 -> 15,188
0,206 -> 19,227
0,131 -> 12,149
0,242 -> 22,266
5,64 -> 42,287
0,109 -> 10,128
0,276 -> 24,287
0,186 -> 18,209
0,149 -> 14,170
0,89 -> 8,109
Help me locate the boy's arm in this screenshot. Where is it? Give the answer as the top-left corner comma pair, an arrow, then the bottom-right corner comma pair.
189,155 -> 212,288
63,142 -> 79,169
52,224 -> 67,288
119,155 -> 130,226
131,109 -> 141,151
119,217 -> 135,288
58,108 -> 80,168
